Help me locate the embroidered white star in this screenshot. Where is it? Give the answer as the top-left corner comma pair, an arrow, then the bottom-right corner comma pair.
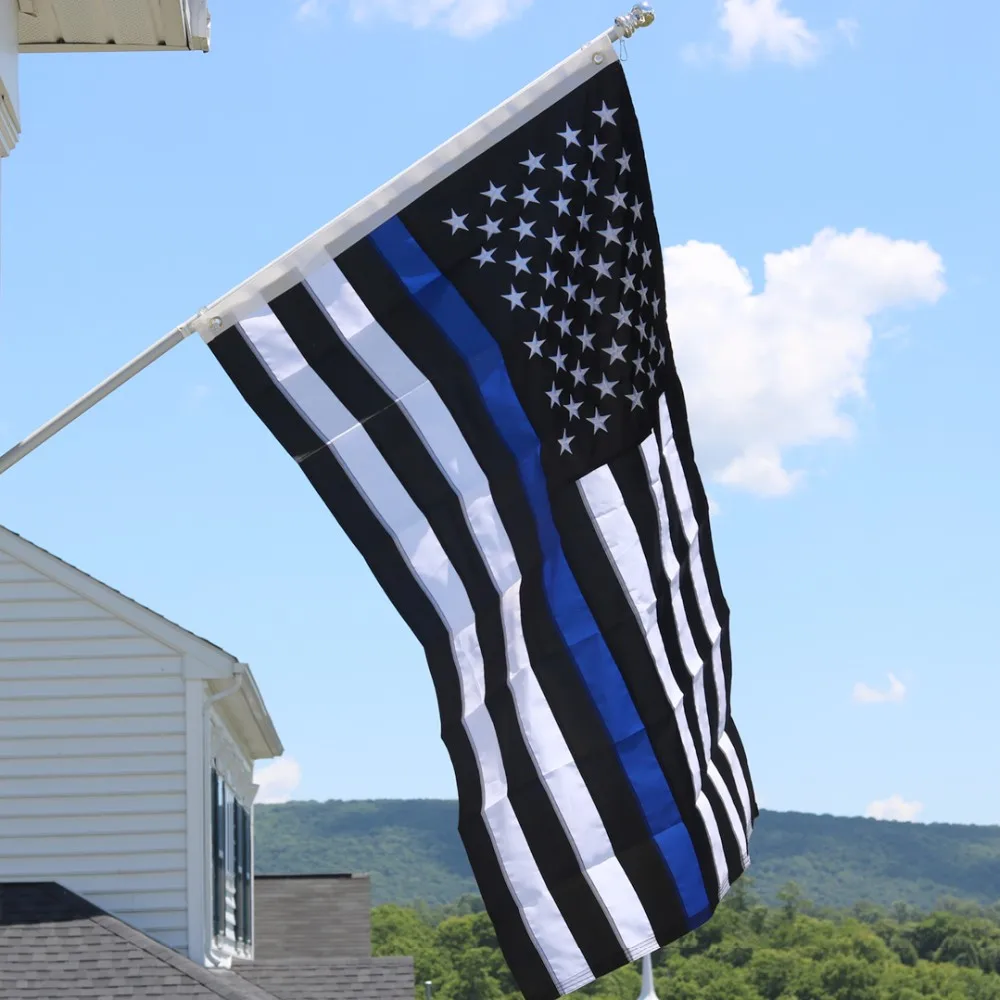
555,313 -> 573,337
595,374 -> 619,398
637,284 -> 649,305
507,251 -> 531,275
503,286 -> 526,310
564,398 -> 583,420
606,187 -> 629,212
583,291 -> 604,314
540,264 -> 558,288
546,229 -> 565,253
616,151 -> 632,174
578,328 -> 596,352
594,102 -> 618,127
631,198 -> 644,221
590,256 -> 613,281
473,247 -> 496,267
652,294 -> 662,316
587,410 -> 610,434
558,431 -> 575,454
516,185 -> 540,207
551,192 -> 572,216
546,384 -> 563,408
444,210 -> 468,234
555,158 -> 576,182
642,246 -> 654,268
521,151 -> 545,173
478,216 -> 502,238
577,210 -> 592,231
627,389 -> 645,410
603,339 -> 628,364
570,362 -> 588,385
550,348 -> 568,372
569,245 -> 586,268
582,172 -> 599,196
558,124 -> 581,147
561,279 -> 579,301
482,181 -> 506,205
627,235 -> 639,258
588,137 -> 606,161
532,299 -> 553,322
512,218 -> 536,241
621,269 -> 637,292
598,222 -> 623,246
524,333 -> 544,357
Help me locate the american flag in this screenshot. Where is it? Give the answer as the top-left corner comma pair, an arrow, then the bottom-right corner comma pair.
206,41 -> 756,1000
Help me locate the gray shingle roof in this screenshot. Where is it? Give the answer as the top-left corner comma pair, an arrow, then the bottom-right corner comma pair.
0,883 -> 412,1000
233,959 -> 416,1000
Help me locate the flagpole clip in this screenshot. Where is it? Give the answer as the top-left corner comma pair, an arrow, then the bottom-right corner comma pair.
614,3 -> 655,39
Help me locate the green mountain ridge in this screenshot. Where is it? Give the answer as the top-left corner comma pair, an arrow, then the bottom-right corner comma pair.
254,799 -> 1000,911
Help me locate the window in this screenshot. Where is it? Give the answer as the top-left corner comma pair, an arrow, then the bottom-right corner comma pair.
234,805 -> 252,946
211,769 -> 225,938
210,768 -> 252,949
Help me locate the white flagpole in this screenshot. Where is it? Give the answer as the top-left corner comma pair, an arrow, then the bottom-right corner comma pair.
638,954 -> 659,1000
0,4 -> 656,479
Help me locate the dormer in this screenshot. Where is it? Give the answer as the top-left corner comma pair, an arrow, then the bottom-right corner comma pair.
0,524 -> 283,967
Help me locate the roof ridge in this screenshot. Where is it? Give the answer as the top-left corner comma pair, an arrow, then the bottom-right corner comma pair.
88,911 -> 284,1000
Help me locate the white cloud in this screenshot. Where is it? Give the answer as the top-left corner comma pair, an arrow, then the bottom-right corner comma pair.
254,756 -> 302,804
296,0 -> 534,36
295,0 -> 326,19
720,0 -> 819,66
836,17 -> 860,47
866,795 -> 924,822
853,673 -> 907,705
663,228 -> 945,496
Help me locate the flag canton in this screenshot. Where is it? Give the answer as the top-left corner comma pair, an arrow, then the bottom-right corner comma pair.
399,63 -> 672,484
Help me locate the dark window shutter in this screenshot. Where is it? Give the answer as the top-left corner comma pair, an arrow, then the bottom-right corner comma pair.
214,773 -> 227,937
210,770 -> 222,937
245,806 -> 253,945
234,804 -> 245,944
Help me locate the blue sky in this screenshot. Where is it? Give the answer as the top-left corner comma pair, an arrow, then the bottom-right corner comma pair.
1,0 -> 997,825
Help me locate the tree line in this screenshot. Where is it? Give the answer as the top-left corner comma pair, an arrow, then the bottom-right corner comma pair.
372,883 -> 1000,1000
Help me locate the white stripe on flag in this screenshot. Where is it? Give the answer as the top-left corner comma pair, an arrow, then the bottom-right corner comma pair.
639,431 -> 749,880
657,396 -> 754,831
720,731 -> 754,841
578,462 -> 729,899
656,396 -> 728,730
305,259 -> 658,957
238,304 -> 590,991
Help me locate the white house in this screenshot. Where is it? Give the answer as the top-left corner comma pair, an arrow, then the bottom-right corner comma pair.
0,523 -> 283,967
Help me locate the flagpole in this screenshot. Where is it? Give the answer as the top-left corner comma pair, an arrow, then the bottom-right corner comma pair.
638,954 -> 659,1000
0,4 -> 656,479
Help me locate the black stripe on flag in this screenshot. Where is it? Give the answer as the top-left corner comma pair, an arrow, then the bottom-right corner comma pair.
607,448 -> 746,892
337,238 -> 691,949
656,358 -> 758,826
545,475 -> 720,903
209,325 -> 558,1000
265,282 -> 630,977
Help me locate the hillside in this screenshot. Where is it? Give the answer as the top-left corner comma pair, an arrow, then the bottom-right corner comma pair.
254,799 -> 1000,911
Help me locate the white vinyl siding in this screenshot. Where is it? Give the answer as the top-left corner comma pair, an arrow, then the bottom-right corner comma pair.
0,550 -> 190,952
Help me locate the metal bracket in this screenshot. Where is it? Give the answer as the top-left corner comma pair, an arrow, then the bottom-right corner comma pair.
614,3 -> 656,39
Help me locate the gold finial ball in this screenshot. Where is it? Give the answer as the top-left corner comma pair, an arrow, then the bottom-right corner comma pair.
635,2 -> 655,26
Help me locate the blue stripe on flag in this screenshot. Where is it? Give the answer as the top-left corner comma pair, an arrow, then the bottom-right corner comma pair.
369,215 -> 711,925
